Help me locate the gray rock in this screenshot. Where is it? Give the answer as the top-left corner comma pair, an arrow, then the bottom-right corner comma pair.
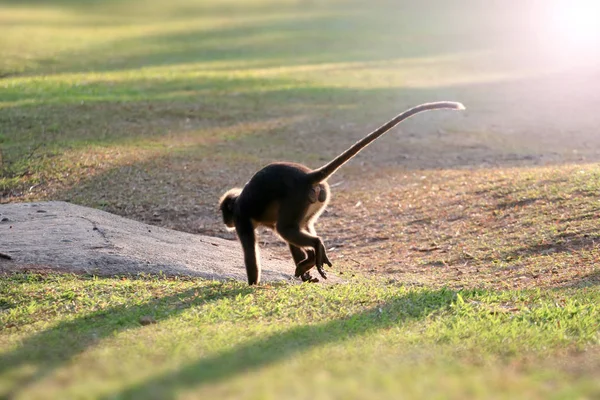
0,201 -> 302,283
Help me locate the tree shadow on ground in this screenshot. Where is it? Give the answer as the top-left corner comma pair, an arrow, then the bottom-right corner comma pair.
1,80 -> 471,203
0,281 -> 255,399
5,60 -> 600,170
0,0 -> 121,6
446,227 -> 600,279
559,270 -> 600,288
495,197 -> 540,210
510,230 -> 600,258
1,0 -> 509,77
30,16 -> 489,76
96,287 -> 456,400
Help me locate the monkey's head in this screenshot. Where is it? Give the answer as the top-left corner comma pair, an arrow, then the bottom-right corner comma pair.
219,188 -> 242,229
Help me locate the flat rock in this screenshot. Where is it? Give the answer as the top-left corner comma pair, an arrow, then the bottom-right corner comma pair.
0,201 -> 306,283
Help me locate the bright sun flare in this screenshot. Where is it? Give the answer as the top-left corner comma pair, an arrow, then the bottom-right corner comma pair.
545,0 -> 600,48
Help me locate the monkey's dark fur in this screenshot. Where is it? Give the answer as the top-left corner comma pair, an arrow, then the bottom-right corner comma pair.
220,101 -> 465,285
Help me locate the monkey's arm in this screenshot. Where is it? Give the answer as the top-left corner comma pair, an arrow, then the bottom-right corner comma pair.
235,218 -> 261,285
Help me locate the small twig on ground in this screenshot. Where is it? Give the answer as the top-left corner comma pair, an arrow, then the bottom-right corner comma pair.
410,246 -> 442,252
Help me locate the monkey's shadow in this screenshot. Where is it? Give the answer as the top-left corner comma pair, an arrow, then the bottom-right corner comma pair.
0,284 -> 454,398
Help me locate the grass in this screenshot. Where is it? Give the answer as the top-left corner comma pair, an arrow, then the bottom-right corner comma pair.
1,0 -> 600,398
327,163 -> 600,290
2,0 -> 598,205
1,273 -> 599,399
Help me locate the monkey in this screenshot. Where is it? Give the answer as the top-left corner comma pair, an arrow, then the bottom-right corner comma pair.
219,101 -> 465,285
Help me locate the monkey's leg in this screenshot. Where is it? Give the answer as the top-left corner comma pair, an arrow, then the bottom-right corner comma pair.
277,224 -> 331,280
288,245 -> 318,283
235,218 -> 261,285
306,223 -> 330,279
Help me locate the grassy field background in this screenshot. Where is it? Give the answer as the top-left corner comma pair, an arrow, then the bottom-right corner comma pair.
1,0 -> 600,398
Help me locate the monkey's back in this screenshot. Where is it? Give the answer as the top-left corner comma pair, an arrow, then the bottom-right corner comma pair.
237,162 -> 313,220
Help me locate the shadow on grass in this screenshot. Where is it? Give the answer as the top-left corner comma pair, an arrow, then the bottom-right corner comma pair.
495,197 -> 540,210
33,14 -> 489,76
559,209 -> 600,223
0,0 -> 510,78
0,0 -> 119,5
449,228 -> 600,270
0,281 -> 255,398
3,0 -> 599,177
2,77 -> 459,141
507,230 -> 600,259
97,287 -> 457,400
1,77 -> 470,203
5,59 -> 600,171
560,270 -> 600,288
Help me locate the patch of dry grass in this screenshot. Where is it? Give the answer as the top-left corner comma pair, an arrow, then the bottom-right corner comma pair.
325,164 -> 600,290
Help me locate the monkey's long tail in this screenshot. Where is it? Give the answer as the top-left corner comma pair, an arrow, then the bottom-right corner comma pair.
308,101 -> 465,184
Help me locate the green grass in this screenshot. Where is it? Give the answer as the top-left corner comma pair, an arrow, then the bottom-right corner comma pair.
1,273 -> 599,399
3,0 -> 596,203
2,0 -> 600,398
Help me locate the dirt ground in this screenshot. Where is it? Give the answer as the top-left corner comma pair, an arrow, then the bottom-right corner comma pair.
3,11 -> 600,286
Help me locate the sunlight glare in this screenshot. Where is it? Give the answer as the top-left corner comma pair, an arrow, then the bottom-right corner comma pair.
544,0 -> 600,48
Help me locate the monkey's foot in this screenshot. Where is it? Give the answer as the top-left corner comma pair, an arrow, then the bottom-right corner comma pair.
300,272 -> 319,283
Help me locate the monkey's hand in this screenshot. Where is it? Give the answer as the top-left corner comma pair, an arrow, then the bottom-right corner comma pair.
316,264 -> 329,280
